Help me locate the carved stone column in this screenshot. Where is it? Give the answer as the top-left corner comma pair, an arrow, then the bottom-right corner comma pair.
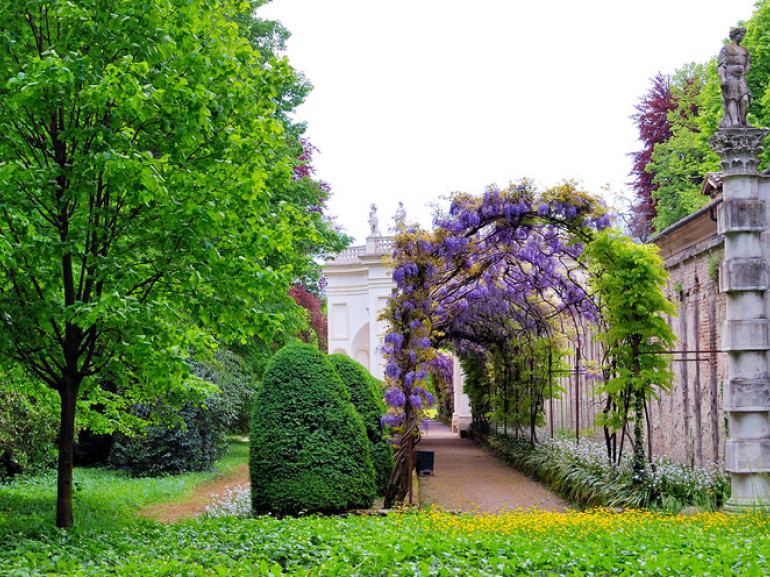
710,127 -> 770,511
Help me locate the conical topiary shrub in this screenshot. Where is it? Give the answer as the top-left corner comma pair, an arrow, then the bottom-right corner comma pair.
328,354 -> 393,496
250,343 -> 375,515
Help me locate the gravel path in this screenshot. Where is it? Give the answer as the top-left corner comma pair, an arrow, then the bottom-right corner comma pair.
138,422 -> 569,522
417,421 -> 569,513
137,464 -> 249,523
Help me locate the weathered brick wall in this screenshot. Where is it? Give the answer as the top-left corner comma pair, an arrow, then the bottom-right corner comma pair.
545,227 -> 727,467
653,246 -> 726,466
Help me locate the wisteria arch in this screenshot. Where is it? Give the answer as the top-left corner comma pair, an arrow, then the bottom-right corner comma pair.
380,181 -> 612,506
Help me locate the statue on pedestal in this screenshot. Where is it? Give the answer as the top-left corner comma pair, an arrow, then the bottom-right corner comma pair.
710,27 -> 768,174
392,202 -> 406,232
368,203 -> 381,237
718,27 -> 751,129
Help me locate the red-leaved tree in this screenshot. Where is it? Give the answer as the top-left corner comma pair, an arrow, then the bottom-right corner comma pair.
288,284 -> 328,351
628,74 -> 676,239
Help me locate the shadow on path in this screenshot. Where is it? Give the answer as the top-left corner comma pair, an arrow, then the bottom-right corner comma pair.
418,420 -> 569,513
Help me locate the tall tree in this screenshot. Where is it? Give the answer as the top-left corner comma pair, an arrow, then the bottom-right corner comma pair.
629,74 -> 676,240
629,5 -> 770,233
275,138 -> 350,287
0,0 -> 319,527
743,1 -> 770,167
630,67 -> 721,235
648,66 -> 719,232
584,230 -> 676,476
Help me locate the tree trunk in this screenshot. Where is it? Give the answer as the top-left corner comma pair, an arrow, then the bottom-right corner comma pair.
56,378 -> 79,528
617,389 -> 631,467
384,398 -> 417,508
529,356 -> 537,444
575,342 -> 581,444
644,398 -> 654,464
602,395 -> 613,463
632,389 -> 646,480
631,337 -> 646,482
406,424 -> 414,505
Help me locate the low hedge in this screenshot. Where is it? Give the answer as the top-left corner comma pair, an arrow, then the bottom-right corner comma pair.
0,389 -> 58,479
109,398 -> 228,477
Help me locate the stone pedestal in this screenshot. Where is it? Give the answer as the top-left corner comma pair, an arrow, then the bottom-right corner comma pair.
711,128 -> 770,511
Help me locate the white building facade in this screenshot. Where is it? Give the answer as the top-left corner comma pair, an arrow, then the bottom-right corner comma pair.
324,236 -> 395,379
323,234 -> 471,434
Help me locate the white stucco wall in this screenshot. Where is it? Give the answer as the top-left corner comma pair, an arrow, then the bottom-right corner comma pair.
324,236 -> 471,432
323,237 -> 395,379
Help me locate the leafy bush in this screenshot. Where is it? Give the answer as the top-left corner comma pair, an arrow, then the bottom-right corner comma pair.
250,343 -> 375,515
188,347 -> 259,435
72,347 -> 250,468
0,387 -> 58,479
328,354 -> 393,495
109,397 -> 228,477
488,432 -> 729,511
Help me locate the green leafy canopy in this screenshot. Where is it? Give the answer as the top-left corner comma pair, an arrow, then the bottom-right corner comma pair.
585,230 -> 676,392
0,0 -> 320,399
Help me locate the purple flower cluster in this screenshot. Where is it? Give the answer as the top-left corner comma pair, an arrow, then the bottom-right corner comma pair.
385,387 -> 406,408
381,413 -> 404,429
392,262 -> 420,285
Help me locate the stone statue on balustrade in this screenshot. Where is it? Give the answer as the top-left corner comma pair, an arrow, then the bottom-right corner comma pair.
368,203 -> 381,237
718,27 -> 751,129
391,202 -> 406,232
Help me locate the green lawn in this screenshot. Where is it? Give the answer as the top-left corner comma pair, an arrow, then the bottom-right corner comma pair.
0,438 -> 249,534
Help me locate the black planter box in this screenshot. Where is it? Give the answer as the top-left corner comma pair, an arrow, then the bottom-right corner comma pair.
416,450 -> 434,475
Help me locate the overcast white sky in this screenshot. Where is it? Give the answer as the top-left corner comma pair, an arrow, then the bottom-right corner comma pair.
259,0 -> 759,244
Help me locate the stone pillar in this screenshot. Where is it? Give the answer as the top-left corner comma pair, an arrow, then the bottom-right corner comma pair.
451,355 -> 472,434
710,127 -> 770,511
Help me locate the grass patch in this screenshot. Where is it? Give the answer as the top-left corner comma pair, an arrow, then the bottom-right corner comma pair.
0,509 -> 768,575
0,438 -> 249,535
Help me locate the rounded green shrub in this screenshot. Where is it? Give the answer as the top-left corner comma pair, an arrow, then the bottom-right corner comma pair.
250,344 -> 375,515
328,354 -> 393,496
